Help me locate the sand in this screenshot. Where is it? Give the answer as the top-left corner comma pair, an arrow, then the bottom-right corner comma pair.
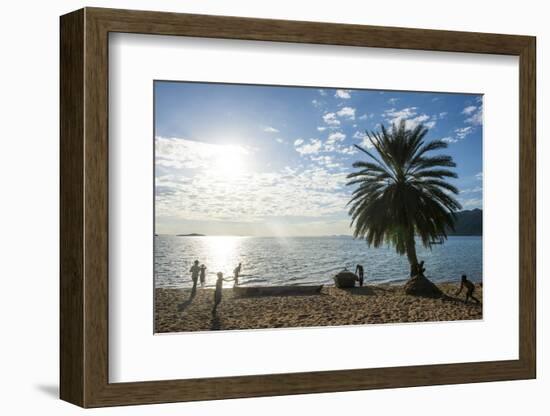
155,282 -> 482,333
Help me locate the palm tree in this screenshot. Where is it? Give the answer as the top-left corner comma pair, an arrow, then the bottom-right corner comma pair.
346,121 -> 461,284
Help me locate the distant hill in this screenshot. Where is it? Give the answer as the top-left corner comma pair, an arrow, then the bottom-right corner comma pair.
448,209 -> 482,236
176,233 -> 206,237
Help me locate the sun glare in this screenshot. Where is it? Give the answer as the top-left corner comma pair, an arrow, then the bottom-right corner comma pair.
206,236 -> 239,266
212,144 -> 247,179
202,236 -> 244,287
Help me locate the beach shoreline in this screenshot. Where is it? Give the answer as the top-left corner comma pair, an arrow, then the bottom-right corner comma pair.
155,282 -> 483,333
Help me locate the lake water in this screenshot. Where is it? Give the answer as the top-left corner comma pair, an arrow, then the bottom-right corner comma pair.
154,235 -> 482,289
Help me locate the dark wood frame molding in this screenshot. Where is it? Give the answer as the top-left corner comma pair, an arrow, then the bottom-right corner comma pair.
60,7 -> 536,408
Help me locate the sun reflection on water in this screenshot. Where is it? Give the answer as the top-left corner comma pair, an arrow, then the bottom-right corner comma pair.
199,236 -> 245,287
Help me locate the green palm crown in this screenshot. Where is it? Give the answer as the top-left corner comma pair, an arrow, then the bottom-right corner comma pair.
346,121 -> 462,272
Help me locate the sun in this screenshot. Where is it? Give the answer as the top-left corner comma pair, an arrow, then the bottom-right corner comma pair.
213,145 -> 247,178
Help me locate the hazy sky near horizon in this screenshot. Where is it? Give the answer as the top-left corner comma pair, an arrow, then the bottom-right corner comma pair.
155,81 -> 483,236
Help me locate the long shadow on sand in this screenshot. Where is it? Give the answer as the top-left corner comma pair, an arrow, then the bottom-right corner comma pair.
343,286 -> 481,306
177,290 -> 196,312
341,286 -> 378,296
210,314 -> 221,330
440,293 -> 482,306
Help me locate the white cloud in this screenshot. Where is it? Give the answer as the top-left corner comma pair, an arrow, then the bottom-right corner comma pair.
156,163 -> 350,224
155,133 -> 371,232
335,89 -> 351,99
361,139 -> 374,149
155,136 -> 250,170
411,114 -> 438,129
263,126 -> 279,133
317,126 -> 327,132
424,120 -> 437,129
275,138 -> 285,144
327,132 -> 346,144
295,138 -> 322,155
461,186 -> 483,194
336,106 -> 356,120
353,131 -> 366,140
441,137 -> 458,143
462,104 -> 483,126
339,146 -> 358,155
466,109 -> 482,125
455,126 -> 473,139
475,172 -> 483,181
311,99 -> 323,108
359,113 -> 369,120
385,107 -> 417,120
311,155 -> 341,169
460,198 -> 482,208
384,107 -> 436,130
353,131 -> 374,149
439,112 -> 448,118
388,98 -> 399,105
323,112 -> 341,126
318,89 -> 327,96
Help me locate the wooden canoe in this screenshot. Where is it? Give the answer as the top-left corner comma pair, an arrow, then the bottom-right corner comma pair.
233,285 -> 323,297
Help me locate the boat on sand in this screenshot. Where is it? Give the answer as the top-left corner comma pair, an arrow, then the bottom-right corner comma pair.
333,270 -> 359,288
233,285 -> 323,297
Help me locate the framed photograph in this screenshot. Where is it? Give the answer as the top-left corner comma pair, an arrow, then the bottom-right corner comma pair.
60,7 -> 536,407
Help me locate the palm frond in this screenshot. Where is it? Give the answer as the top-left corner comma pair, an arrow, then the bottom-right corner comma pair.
346,122 -> 461,257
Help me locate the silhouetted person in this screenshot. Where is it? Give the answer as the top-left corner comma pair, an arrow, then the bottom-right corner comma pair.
355,264 -> 365,287
212,272 -> 226,315
199,264 -> 207,288
411,260 -> 426,277
455,274 -> 480,304
233,262 -> 242,286
189,260 -> 200,296
418,261 -> 426,276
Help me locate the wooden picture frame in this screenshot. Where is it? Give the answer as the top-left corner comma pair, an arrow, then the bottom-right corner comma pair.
60,7 -> 536,408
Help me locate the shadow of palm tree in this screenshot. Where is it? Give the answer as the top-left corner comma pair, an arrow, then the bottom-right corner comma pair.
440,293 -> 482,306
177,291 -> 196,312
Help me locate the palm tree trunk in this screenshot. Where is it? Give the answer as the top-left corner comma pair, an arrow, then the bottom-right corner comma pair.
403,230 -> 443,298
405,230 -> 419,277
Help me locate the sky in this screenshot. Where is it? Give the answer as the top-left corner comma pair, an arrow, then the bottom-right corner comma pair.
155,81 -> 483,236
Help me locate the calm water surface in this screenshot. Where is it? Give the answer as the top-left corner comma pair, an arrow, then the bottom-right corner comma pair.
154,235 -> 482,289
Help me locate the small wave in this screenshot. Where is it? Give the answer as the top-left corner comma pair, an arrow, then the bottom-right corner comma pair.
154,236 -> 482,289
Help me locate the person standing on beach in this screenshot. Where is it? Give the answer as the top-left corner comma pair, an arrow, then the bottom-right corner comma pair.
233,262 -> 242,286
355,264 -> 365,287
199,264 -> 207,288
455,274 -> 480,304
189,260 -> 200,296
212,272 -> 225,315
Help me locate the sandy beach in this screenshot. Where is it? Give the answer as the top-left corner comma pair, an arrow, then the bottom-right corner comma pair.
155,283 -> 482,333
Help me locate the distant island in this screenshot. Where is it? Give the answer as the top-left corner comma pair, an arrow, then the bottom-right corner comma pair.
176,233 -> 206,237
447,208 -> 482,236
